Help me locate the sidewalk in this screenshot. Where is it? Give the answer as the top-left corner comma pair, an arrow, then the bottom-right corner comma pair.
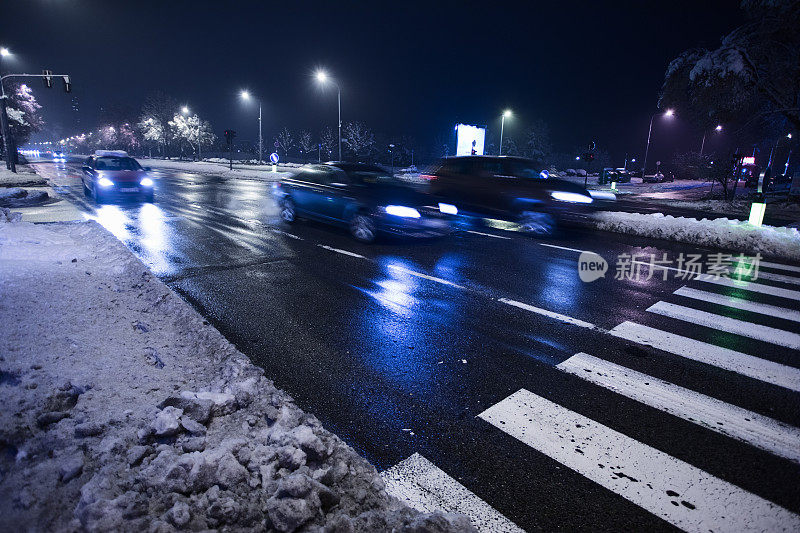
0,166 -> 83,222
0,213 -> 471,532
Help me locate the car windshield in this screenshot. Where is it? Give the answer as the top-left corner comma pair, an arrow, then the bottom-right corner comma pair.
95,157 -> 142,171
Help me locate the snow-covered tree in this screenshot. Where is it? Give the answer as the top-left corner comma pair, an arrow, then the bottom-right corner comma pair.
2,83 -> 44,153
500,137 -> 519,156
660,0 -> 800,133
297,130 -> 314,162
343,121 -> 374,161
169,113 -> 215,159
138,117 -> 164,156
319,126 -> 336,160
523,120 -> 553,162
276,127 -> 295,158
139,91 -> 178,157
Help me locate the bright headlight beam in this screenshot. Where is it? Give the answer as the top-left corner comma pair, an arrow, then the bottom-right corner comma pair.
98,177 -> 114,187
551,191 -> 593,204
438,203 -> 458,215
385,205 -> 421,218
140,177 -> 154,187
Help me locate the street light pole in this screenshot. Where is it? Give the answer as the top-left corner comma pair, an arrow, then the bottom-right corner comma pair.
315,71 -> 342,161
499,109 -> 512,156
642,109 -> 674,178
700,125 -> 722,157
258,103 -> 262,165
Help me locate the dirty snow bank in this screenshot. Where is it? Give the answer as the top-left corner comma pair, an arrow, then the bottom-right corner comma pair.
0,187 -> 50,206
0,213 -> 472,532
593,211 -> 800,261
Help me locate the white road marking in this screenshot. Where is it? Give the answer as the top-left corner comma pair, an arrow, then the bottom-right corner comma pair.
674,286 -> 800,323
498,298 -> 598,329
647,301 -> 800,350
538,243 -> 587,253
270,228 -> 303,240
695,274 -> 800,301
467,230 -> 511,240
754,270 -> 800,286
387,265 -> 466,289
557,353 -> 800,464
479,389 -> 800,533
609,321 -> 800,392
317,244 -> 365,259
381,453 -> 524,533
761,260 -> 800,274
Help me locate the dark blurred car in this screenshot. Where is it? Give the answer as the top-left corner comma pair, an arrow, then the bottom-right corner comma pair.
81,150 -> 155,203
599,168 -> 632,185
273,162 -> 453,243
422,156 -> 594,235
642,171 -> 674,183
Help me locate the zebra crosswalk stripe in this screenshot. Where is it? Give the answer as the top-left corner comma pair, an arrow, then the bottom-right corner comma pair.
479,389 -> 800,533
557,353 -> 800,464
673,286 -> 800,323
381,453 -> 524,533
647,301 -> 800,350
608,321 -> 800,392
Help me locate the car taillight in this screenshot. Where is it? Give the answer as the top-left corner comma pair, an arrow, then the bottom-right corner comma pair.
420,174 -> 437,181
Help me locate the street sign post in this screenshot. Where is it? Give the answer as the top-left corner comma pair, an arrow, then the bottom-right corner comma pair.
270,152 -> 279,172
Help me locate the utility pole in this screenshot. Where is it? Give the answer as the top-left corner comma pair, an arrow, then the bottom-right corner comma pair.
258,104 -> 262,164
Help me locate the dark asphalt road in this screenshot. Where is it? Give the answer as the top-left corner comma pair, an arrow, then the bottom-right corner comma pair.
35,157 -> 800,531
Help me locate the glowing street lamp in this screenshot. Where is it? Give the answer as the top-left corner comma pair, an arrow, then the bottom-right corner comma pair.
499,109 -> 512,156
314,69 -> 341,161
0,48 -> 10,58
642,109 -> 675,177
240,90 -> 262,164
181,106 -> 189,115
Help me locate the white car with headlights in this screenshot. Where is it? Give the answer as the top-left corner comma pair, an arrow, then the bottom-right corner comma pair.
81,150 -> 155,203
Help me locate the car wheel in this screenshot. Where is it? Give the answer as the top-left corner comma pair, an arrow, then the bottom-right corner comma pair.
144,192 -> 155,203
92,185 -> 104,204
519,211 -> 556,236
350,213 -> 377,243
280,198 -> 296,223
82,180 -> 91,197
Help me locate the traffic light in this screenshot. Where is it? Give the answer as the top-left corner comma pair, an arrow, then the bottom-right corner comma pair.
224,130 -> 237,144
583,152 -> 595,162
42,70 -> 53,88
63,76 -> 72,93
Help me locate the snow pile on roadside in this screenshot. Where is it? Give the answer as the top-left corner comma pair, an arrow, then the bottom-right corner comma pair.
593,211 -> 800,261
142,159 -> 293,181
0,187 -> 49,206
0,166 -> 48,187
0,217 -> 473,532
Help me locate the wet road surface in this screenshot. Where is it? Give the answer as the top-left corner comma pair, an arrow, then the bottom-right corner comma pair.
35,157 -> 800,531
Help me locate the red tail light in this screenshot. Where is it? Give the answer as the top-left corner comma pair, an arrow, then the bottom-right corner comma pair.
420,174 -> 437,181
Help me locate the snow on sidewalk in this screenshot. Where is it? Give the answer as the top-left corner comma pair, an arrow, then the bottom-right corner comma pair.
0,210 -> 472,532
593,211 -> 800,261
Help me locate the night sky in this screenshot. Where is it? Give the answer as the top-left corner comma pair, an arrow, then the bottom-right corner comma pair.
5,0 -> 740,164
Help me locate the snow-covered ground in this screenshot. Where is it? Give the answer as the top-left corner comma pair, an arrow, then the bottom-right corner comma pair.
592,211 -> 800,261
0,211 -> 471,532
0,165 -> 47,188
140,158 -> 294,181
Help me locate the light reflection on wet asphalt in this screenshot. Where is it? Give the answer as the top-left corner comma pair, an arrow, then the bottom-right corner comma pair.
34,158 -> 800,531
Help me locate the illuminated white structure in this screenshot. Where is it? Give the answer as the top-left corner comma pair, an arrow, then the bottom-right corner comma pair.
455,124 -> 485,156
